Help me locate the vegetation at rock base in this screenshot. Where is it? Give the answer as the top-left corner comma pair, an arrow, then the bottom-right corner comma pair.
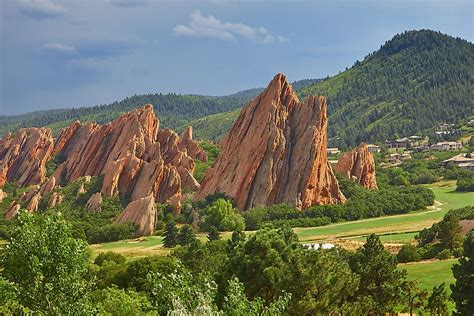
243,176 -> 434,230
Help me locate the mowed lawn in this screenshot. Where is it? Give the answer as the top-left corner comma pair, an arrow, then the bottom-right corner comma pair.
400,259 -> 457,311
294,184 -> 474,242
91,182 -> 472,258
401,259 -> 456,293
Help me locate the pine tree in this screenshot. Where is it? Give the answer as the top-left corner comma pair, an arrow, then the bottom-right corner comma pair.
426,283 -> 449,316
163,221 -> 177,248
451,231 -> 474,315
207,226 -> 221,242
350,234 -> 406,314
177,225 -> 196,246
438,214 -> 463,251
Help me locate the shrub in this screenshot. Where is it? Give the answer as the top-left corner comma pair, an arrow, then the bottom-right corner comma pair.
397,244 -> 422,263
87,223 -> 135,244
436,249 -> 452,260
94,252 -> 126,266
201,199 -> 245,232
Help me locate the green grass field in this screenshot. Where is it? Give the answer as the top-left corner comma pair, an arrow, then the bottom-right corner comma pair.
399,259 -> 457,311
401,259 -> 456,293
294,183 -> 474,242
90,182 -> 473,258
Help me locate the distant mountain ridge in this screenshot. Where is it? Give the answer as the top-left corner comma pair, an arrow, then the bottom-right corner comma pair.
0,79 -> 320,138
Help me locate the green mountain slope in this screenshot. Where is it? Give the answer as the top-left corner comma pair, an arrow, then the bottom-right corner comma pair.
300,29 -> 473,147
0,88 -> 263,137
187,30 -> 473,145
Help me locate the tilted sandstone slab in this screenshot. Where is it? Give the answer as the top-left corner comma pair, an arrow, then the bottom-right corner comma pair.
0,128 -> 54,187
5,202 -> 21,220
195,73 -> 346,210
48,192 -> 64,208
334,143 -> 378,189
114,195 -> 156,236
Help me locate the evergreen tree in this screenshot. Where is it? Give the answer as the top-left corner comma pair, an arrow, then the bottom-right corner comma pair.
438,213 -> 463,251
401,280 -> 428,316
426,283 -> 449,316
207,226 -> 221,242
163,221 -> 178,248
177,225 -> 197,246
451,231 -> 474,315
350,234 -> 406,314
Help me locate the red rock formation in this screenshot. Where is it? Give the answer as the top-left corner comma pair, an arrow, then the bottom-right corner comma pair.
335,143 -> 377,189
115,195 -> 156,236
48,192 -> 64,208
0,189 -> 7,203
26,193 -> 41,212
179,127 -> 208,162
52,105 -> 204,219
39,176 -> 56,196
86,192 -> 102,212
5,202 -> 21,220
195,73 -> 346,210
0,128 -> 54,187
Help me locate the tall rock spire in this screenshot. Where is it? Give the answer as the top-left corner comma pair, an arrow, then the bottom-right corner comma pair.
195,73 -> 346,210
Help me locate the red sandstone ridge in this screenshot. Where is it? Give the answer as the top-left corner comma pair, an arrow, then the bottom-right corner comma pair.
195,73 -> 346,210
52,105 -> 203,220
334,143 -> 377,189
0,128 -> 54,187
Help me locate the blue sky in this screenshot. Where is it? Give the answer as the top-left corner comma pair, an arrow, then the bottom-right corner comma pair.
1,0 -> 472,115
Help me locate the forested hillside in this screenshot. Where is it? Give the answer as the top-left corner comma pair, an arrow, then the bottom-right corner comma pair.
0,88 -> 263,136
300,29 -> 473,147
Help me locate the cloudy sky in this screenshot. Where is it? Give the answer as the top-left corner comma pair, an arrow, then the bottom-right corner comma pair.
0,0 -> 472,115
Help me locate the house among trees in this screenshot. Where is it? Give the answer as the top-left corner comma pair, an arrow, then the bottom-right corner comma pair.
385,138 -> 413,149
385,152 -> 412,165
443,153 -> 474,170
367,144 -> 381,153
431,141 -> 462,151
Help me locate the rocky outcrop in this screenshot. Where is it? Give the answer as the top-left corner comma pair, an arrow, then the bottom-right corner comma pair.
86,192 -> 102,212
0,128 -> 54,187
48,192 -> 64,208
178,127 -> 208,162
0,189 -> 7,203
114,195 -> 156,236
195,73 -> 346,210
39,176 -> 56,196
26,193 -> 41,212
76,183 -> 86,197
5,202 -> 21,220
335,143 -> 377,189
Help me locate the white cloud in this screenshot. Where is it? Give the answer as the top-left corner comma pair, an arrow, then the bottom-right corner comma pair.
43,42 -> 77,54
174,10 -> 288,44
17,0 -> 67,19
